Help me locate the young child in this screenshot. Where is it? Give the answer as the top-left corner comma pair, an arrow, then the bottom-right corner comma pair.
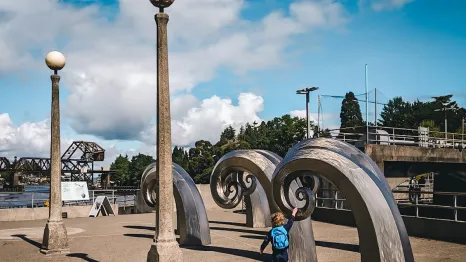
260,207 -> 298,262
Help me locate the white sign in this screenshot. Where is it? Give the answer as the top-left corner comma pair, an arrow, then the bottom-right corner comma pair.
61,182 -> 90,201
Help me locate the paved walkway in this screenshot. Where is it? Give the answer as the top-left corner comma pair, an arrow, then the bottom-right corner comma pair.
0,209 -> 465,261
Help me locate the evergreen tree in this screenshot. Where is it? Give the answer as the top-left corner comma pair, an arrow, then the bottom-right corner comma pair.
340,92 -> 364,130
110,154 -> 130,186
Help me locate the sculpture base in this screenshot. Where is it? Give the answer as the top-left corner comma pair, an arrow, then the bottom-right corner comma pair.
147,240 -> 183,262
40,221 -> 70,255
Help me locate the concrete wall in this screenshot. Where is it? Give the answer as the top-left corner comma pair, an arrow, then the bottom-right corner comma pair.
365,144 -> 466,172
0,204 -> 119,222
312,207 -> 466,244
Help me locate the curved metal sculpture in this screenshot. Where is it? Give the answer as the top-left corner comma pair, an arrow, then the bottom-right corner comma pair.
272,138 -> 414,262
210,149 -> 317,261
141,162 -> 211,246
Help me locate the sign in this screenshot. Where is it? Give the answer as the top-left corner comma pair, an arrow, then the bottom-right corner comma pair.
88,196 -> 115,217
61,182 -> 90,201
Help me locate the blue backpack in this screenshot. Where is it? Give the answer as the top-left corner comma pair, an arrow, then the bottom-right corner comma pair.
271,226 -> 289,250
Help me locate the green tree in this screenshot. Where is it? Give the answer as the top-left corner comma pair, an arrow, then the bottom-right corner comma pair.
187,140 -> 216,183
172,146 -> 189,171
128,153 -> 155,186
218,125 -> 236,146
340,92 -> 364,130
379,97 -> 413,130
110,154 -> 130,186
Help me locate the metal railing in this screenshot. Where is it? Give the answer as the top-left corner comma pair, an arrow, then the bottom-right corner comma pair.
322,125 -> 466,149
315,187 -> 466,222
0,189 -> 138,209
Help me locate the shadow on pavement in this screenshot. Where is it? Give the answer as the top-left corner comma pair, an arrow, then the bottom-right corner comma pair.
123,233 -> 181,243
67,253 -> 99,262
183,245 -> 271,261
12,234 -> 42,248
209,226 -> 267,236
208,221 -> 246,227
315,240 -> 359,252
123,226 -> 179,235
123,225 -> 155,231
12,234 -> 100,261
240,235 -> 360,253
123,233 -> 153,239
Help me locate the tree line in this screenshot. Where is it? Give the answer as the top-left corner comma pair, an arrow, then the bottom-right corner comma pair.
110,114 -> 311,185
339,92 -> 466,137
110,92 -> 466,185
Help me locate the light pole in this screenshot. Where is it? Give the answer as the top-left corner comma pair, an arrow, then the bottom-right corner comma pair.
462,117 -> 465,146
147,1 -> 183,262
41,51 -> 69,255
296,87 -> 319,139
434,101 -> 456,141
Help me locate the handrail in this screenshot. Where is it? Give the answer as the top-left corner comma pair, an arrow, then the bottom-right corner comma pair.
321,124 -> 466,149
0,189 -> 139,209
316,187 -> 465,222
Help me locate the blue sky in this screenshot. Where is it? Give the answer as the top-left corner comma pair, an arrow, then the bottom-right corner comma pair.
1,0 -> 465,162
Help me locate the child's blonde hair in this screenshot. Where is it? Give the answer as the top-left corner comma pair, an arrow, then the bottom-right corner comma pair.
271,212 -> 286,227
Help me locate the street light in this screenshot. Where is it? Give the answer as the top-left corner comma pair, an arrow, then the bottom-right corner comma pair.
147,1 -> 183,262
433,100 -> 456,141
41,51 -> 69,255
296,87 -> 319,139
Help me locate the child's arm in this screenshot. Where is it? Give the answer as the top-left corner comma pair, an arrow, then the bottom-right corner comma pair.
284,207 -> 298,232
260,232 -> 271,254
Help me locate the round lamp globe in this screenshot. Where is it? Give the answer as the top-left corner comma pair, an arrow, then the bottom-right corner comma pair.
45,51 -> 66,71
149,0 -> 175,8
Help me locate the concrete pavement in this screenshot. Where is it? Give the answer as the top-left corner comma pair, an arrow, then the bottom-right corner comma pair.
0,209 -> 465,261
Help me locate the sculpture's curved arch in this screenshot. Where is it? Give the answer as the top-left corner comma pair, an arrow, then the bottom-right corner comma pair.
272,138 -> 414,262
141,162 -> 211,246
210,149 -> 317,261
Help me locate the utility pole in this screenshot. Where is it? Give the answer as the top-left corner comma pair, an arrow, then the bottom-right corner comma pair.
462,117 -> 465,146
374,87 -> 377,127
296,87 -> 319,139
434,101 -> 456,141
317,95 -> 321,137
365,64 -> 369,143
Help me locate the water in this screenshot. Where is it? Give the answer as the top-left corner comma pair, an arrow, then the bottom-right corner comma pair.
0,185 -> 50,208
0,185 -> 135,208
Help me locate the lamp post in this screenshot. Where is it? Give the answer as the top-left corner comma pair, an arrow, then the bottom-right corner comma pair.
147,1 -> 183,262
41,51 -> 69,255
462,117 -> 465,146
434,101 -> 456,141
296,87 -> 319,139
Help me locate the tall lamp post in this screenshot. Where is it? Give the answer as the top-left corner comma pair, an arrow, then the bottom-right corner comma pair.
41,51 -> 69,255
147,1 -> 183,262
296,87 -> 319,139
434,101 -> 456,141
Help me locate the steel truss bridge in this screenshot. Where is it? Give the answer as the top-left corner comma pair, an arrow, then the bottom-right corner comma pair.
0,141 -> 115,187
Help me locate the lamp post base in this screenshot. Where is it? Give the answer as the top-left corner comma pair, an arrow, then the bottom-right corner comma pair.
147,240 -> 183,262
40,221 -> 70,255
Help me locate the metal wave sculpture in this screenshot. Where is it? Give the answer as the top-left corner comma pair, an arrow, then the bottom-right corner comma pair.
272,138 -> 414,262
210,149 -> 318,262
141,162 -> 211,246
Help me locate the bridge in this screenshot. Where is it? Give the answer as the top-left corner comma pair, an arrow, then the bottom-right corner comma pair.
0,141 -> 116,188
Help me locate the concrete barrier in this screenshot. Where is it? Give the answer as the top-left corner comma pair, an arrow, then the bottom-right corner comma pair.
312,207 -> 466,244
0,204 -> 119,222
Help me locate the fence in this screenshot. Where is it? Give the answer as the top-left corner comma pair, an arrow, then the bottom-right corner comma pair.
323,125 -> 466,149
315,187 -> 466,222
0,189 -> 137,209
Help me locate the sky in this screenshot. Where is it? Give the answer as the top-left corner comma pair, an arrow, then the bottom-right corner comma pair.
1,0 -> 465,167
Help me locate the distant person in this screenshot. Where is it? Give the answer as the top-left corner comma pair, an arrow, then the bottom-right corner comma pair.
260,207 -> 298,262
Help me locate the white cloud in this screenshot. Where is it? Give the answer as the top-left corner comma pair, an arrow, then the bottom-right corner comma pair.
0,0 -> 349,142
359,0 -> 414,11
142,92 -> 264,146
0,113 -> 143,168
